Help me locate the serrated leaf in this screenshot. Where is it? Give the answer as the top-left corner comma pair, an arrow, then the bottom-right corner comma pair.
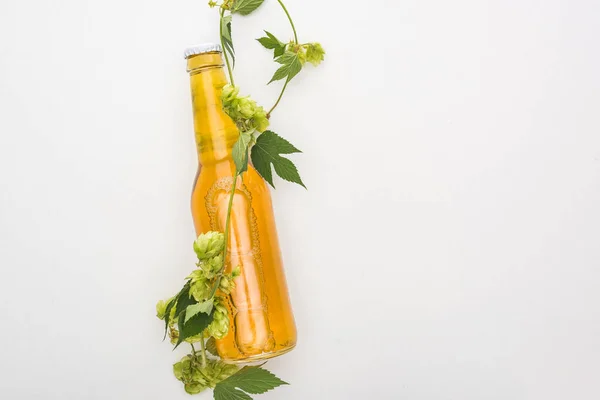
163,281 -> 191,340
205,337 -> 219,356
274,51 -> 297,65
184,299 -> 214,323
174,282 -> 196,318
257,31 -> 286,59
231,0 -> 264,16
274,45 -> 286,58
221,15 -> 233,42
232,130 -> 253,174
163,297 -> 176,340
214,385 -> 252,400
250,131 -> 305,188
271,156 -> 305,188
175,310 -> 214,348
257,37 -> 278,50
268,52 -> 302,84
221,366 -> 288,394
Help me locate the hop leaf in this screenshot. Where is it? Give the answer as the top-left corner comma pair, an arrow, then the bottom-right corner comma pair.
185,299 -> 214,323
214,366 -> 288,400
231,0 -> 265,15
250,131 -> 305,188
175,308 -> 215,348
269,51 -> 302,84
232,130 -> 253,174
162,282 -> 191,340
221,14 -> 235,67
257,31 -> 286,58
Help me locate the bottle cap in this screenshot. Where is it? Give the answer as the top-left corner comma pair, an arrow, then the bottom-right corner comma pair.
184,43 -> 223,59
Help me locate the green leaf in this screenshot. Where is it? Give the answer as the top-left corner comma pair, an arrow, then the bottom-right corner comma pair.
163,281 -> 191,340
184,299 -> 214,323
174,282 -> 196,318
175,310 -> 215,348
257,35 -> 279,49
222,366 -> 288,394
250,131 -> 305,188
274,51 -> 297,65
231,0 -> 264,15
232,130 -> 253,174
163,297 -> 176,340
256,31 -> 286,59
274,45 -> 286,58
214,385 -> 252,400
268,52 -> 302,84
221,14 -> 235,67
205,337 -> 219,356
214,366 -> 288,400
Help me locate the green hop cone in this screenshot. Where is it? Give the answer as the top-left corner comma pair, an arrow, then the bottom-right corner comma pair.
221,84 -> 239,103
156,296 -> 176,320
297,47 -> 307,65
231,266 -> 241,279
169,325 -> 179,345
207,298 -> 230,339
174,355 -> 239,393
190,279 -> 212,302
156,299 -> 167,320
200,254 -> 223,279
252,107 -> 270,132
219,276 -> 233,295
237,97 -> 257,119
193,232 -> 225,260
306,42 -> 325,66
185,382 -> 206,395
221,84 -> 270,133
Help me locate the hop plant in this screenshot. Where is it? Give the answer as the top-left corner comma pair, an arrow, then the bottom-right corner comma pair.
156,299 -> 168,320
188,272 -> 212,302
221,84 -> 270,134
193,232 -> 225,260
305,43 -> 325,66
207,297 -> 230,339
200,254 -> 224,279
173,356 -> 239,394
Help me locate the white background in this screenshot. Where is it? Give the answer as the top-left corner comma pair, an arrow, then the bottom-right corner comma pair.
1,0 -> 599,399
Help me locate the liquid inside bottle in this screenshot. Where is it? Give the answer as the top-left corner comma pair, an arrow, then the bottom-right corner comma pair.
186,45 -> 297,363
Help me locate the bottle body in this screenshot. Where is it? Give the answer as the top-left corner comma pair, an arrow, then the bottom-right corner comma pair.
187,51 -> 296,362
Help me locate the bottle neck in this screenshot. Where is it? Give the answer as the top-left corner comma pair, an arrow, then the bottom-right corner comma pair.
187,52 -> 238,164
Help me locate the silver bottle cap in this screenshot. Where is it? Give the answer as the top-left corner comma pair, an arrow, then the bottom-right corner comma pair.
184,43 -> 223,58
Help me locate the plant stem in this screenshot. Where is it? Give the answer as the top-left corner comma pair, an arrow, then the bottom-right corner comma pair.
199,340 -> 208,368
276,0 -> 298,43
208,173 -> 239,299
267,79 -> 289,118
220,8 -> 235,85
267,1 -> 298,117
222,173 -> 238,267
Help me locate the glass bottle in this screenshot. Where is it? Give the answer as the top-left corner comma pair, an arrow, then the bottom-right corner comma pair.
185,44 -> 297,363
